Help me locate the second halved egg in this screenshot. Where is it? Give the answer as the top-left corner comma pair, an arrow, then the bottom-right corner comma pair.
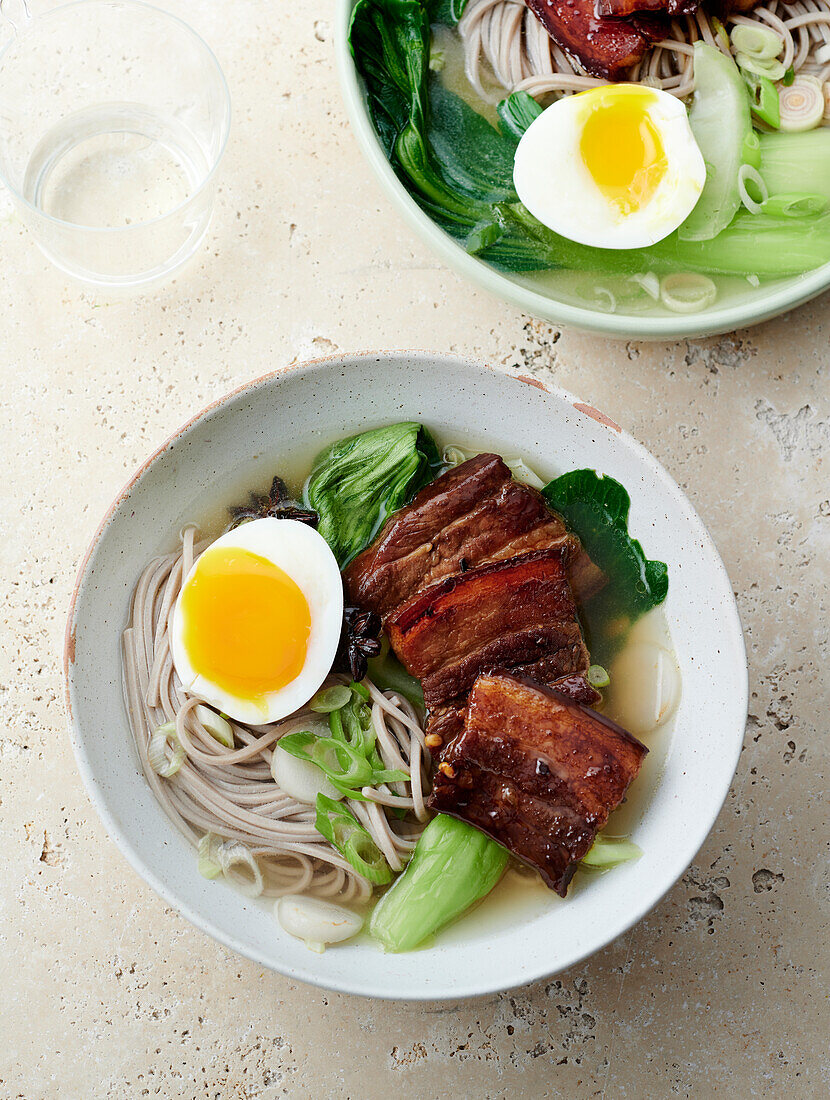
513,85 -> 706,250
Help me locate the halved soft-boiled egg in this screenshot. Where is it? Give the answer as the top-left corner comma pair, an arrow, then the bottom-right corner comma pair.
171,518 -> 343,724
513,85 -> 706,250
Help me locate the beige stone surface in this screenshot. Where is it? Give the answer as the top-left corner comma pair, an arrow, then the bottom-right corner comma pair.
1,2 -> 828,1097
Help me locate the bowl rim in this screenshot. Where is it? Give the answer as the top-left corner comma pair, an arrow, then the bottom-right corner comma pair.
64,351 -> 749,1000
334,0 -> 830,340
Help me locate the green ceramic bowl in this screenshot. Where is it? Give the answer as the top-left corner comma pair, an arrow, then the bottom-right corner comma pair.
336,0 -> 830,339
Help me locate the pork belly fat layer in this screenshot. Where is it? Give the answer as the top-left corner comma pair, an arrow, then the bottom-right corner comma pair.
429,673 -> 647,895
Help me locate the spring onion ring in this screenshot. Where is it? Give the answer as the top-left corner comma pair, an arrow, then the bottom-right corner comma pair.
218,840 -> 265,897
587,664 -> 611,689
759,193 -> 828,218
738,163 -> 769,214
735,52 -> 786,82
310,685 -> 352,713
193,704 -> 234,748
779,75 -> 825,132
148,721 -> 185,777
730,23 -> 783,62
197,832 -> 224,879
659,273 -> 718,314
629,272 -> 661,301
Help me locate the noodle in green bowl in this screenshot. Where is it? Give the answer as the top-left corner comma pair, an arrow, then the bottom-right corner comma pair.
337,0 -> 830,336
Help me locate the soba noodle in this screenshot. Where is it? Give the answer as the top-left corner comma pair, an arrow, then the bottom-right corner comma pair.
459,0 -> 830,105
122,524 -> 431,904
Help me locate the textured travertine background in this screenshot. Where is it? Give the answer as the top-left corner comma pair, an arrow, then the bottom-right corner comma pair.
1,3 -> 828,1097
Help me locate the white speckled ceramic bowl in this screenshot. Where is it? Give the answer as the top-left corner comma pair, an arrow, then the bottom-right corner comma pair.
336,1 -> 830,340
65,352 -> 747,999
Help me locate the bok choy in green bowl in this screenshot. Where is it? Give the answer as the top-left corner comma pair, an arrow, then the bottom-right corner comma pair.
336,0 -> 830,338
65,353 -> 748,999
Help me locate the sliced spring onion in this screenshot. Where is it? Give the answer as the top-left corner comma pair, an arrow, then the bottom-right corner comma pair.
349,680 -> 370,702
730,23 -> 782,62
779,75 -> 825,133
782,66 -> 795,87
194,704 -> 234,748
279,731 -> 375,789
745,74 -> 780,129
759,192 -> 828,218
271,741 -> 344,804
737,163 -> 769,214
735,52 -> 785,82
442,444 -> 467,467
315,794 -> 393,884
587,664 -> 610,689
465,219 -> 503,255
148,721 -> 185,778
218,841 -> 264,897
659,273 -> 718,314
309,684 -> 352,713
629,272 -> 660,300
197,832 -> 223,879
505,457 -> 545,490
338,695 -> 375,756
581,835 -> 642,869
815,42 -> 830,66
743,128 -> 762,166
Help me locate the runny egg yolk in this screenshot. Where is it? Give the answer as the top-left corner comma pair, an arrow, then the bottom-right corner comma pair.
578,88 -> 668,217
180,545 -> 311,702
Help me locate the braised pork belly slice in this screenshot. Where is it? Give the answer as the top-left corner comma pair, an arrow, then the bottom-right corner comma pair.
429,673 -> 647,896
426,671 -> 601,760
386,549 -> 589,707
345,453 -> 605,620
524,0 -> 670,80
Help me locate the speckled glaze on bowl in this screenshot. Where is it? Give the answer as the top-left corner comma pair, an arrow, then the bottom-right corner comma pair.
335,2 -> 830,340
65,352 -> 747,1000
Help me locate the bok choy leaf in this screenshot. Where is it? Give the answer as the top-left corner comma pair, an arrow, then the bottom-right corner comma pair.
543,470 -> 668,621
305,422 -> 440,566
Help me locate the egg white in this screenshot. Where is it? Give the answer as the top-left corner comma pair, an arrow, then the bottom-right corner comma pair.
513,87 -> 706,250
171,517 -> 344,725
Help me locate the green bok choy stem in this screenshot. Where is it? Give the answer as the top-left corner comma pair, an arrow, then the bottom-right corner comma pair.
369,815 -> 508,951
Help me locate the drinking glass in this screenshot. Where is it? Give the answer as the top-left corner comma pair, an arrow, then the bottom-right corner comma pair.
0,0 -> 231,287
